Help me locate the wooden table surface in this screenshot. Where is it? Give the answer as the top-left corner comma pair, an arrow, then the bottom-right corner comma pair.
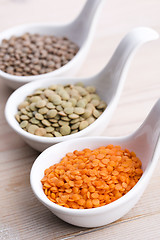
0,0 -> 160,239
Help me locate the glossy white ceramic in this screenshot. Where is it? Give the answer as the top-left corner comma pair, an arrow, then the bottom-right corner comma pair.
0,0 -> 105,89
5,27 -> 159,152
30,99 -> 160,227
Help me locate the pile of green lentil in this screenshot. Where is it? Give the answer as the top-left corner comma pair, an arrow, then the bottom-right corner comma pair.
15,83 -> 107,137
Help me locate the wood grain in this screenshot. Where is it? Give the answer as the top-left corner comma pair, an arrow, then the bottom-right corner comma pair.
0,0 -> 160,239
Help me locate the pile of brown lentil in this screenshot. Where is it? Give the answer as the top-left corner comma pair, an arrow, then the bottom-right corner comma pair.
15,83 -> 107,137
41,145 -> 143,209
0,33 -> 79,76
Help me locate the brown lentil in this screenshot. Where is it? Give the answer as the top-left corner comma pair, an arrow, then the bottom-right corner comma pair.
0,33 -> 79,76
41,145 -> 143,209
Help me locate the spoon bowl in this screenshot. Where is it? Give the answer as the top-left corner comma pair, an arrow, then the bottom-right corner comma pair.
0,0 -> 105,89
5,27 -> 159,151
30,99 -> 160,227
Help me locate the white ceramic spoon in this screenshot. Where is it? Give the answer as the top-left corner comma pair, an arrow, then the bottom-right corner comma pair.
0,0 -> 106,89
30,99 -> 160,227
5,27 -> 159,152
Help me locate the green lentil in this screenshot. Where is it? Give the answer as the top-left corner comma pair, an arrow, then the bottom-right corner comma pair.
15,83 -> 107,137
60,125 -> 71,136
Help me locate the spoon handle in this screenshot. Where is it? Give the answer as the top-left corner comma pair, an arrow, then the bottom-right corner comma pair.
136,99 -> 160,143
98,27 -> 159,100
69,0 -> 106,44
130,99 -> 160,168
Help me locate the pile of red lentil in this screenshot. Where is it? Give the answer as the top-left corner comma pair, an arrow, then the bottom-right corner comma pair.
41,145 -> 143,209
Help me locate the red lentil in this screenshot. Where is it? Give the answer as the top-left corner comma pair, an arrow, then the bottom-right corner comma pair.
41,145 -> 143,209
